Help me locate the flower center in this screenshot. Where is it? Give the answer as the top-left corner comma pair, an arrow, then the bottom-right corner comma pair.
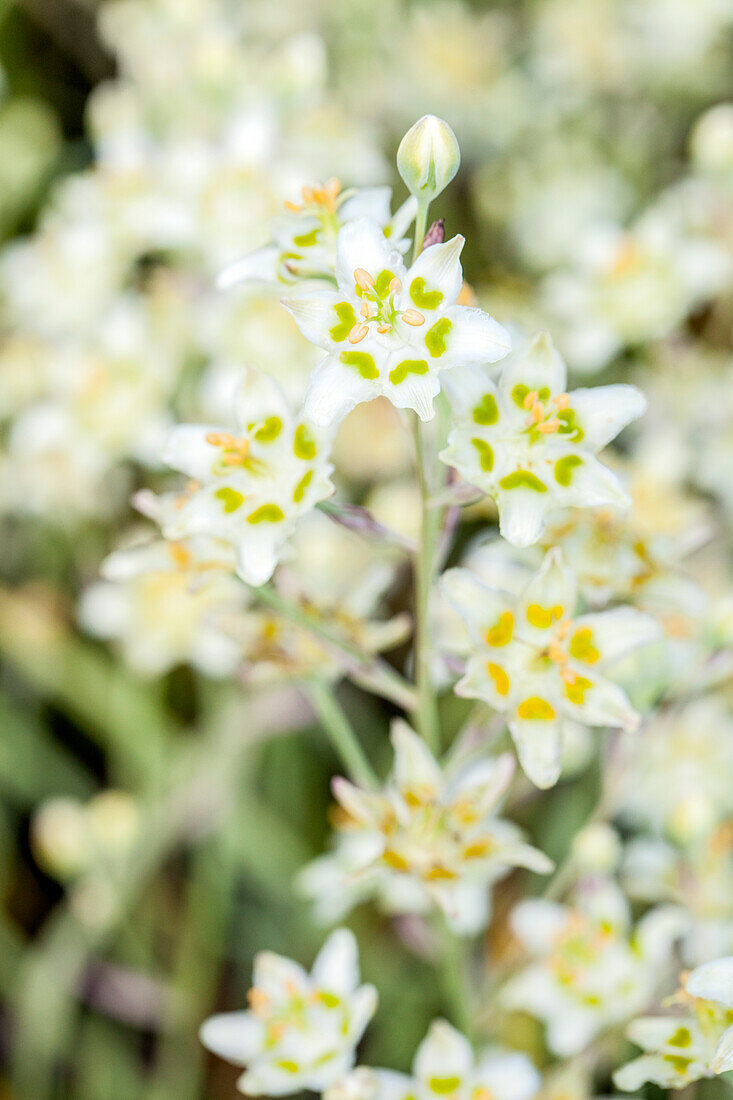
346,267 -> 425,344
523,390 -> 570,435
284,177 -> 342,215
205,431 -> 252,467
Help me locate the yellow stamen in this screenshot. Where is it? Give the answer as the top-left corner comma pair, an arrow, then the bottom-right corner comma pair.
523,390 -> 539,410
554,393 -> 570,409
348,323 -> 369,344
284,200 -> 301,213
377,323 -> 391,334
537,418 -> 560,433
388,276 -> 402,295
354,267 -> 375,291
402,309 -> 425,326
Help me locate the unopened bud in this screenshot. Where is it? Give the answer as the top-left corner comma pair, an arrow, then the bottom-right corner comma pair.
397,115 -> 460,202
572,823 -> 622,874
422,219 -> 446,250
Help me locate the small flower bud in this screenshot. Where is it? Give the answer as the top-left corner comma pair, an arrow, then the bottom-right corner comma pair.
397,115 -> 460,202
571,823 -> 622,874
422,218 -> 446,250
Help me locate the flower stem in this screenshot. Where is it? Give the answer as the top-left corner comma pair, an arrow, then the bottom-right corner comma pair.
412,198 -> 429,262
412,415 -> 441,753
304,680 -> 378,789
253,583 -> 417,713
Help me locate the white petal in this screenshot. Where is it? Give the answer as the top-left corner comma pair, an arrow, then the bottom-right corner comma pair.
383,355 -> 441,421
614,1053 -> 700,1091
414,1019 -> 474,1086
252,950 -> 309,998
235,531 -> 282,588
405,236 -> 464,308
626,1016 -> 701,1054
335,219 -> 403,291
510,899 -> 568,954
437,306 -> 511,369
304,355 -> 382,426
516,548 -> 577,641
571,607 -> 662,667
346,984 -> 379,1043
199,1011 -> 263,1066
391,719 -> 442,795
558,668 -> 639,731
282,290 -> 341,350
497,490 -> 550,548
440,567 -> 515,643
234,368 -> 291,429
508,715 -> 563,789
499,332 -> 567,403
164,424 -> 222,481
339,186 -> 393,225
569,384 -> 647,451
311,928 -> 360,995
473,1052 -> 541,1100
686,957 -> 733,1006
713,1024 -> 733,1072
216,245 -> 280,289
77,582 -> 130,639
545,1007 -> 599,1056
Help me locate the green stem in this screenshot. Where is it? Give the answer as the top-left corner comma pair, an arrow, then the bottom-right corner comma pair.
253,583 -> 416,713
437,925 -> 474,1037
305,681 -> 378,789
412,198 -> 429,262
412,416 -> 441,754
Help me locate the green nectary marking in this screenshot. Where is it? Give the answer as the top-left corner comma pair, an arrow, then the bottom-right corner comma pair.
517,696 -> 555,720
472,437 -> 494,471
389,358 -> 429,385
669,1028 -> 693,1049
277,1061 -> 300,1074
254,416 -> 283,443
382,225 -> 392,238
330,301 -> 358,342
340,350 -> 379,379
293,228 -> 318,248
511,382 -> 550,407
425,317 -> 452,357
499,470 -> 547,492
375,269 -> 396,297
557,408 -> 584,442
663,1055 -> 693,1073
554,454 -> 583,486
568,627 -> 600,664
293,423 -> 317,460
215,486 -> 244,513
410,276 -> 443,310
473,392 -> 499,425
247,504 -> 285,524
293,469 -> 313,503
429,1078 -> 461,1095
317,991 -> 340,1008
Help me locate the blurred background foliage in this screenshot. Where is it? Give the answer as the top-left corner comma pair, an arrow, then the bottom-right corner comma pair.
0,0 -> 731,1097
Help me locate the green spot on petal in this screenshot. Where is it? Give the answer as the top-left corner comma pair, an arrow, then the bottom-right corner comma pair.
340,350 -> 379,379
472,437 -> 494,471
554,454 -> 582,486
293,424 -> 317,460
293,228 -> 318,248
215,487 -> 244,513
499,470 -> 547,492
254,416 -> 283,443
247,504 -> 285,524
429,1078 -> 461,1095
425,317 -> 452,357
330,301 -> 358,342
663,1055 -> 693,1073
669,1028 -> 693,1049
473,393 -> 499,425
293,470 -> 313,503
375,269 -> 396,297
557,408 -> 584,442
517,696 -> 555,720
277,1061 -> 301,1074
389,358 -> 429,385
410,277 -> 443,310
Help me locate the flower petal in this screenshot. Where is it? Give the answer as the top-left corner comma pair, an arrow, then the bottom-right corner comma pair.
391,719 -> 442,796
569,384 -> 647,451
686,956 -> 733,1006
304,354 -> 382,426
311,928 -> 361,995
405,235 -> 464,309
516,548 -> 577,643
499,332 -> 567,405
508,712 -> 563,789
199,1011 -> 263,1066
571,607 -> 662,668
435,306 -> 511,369
282,290 -> 341,350
414,1019 -> 474,1088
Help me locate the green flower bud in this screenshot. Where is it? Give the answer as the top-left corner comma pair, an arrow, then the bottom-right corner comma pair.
397,115 -> 460,202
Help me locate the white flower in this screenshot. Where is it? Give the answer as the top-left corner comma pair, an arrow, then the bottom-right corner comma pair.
283,218 -> 510,425
78,534 -> 245,677
503,879 -> 687,1056
217,182 -> 416,288
299,720 -> 552,935
441,549 -> 660,788
199,928 -> 377,1096
614,957 -> 733,1091
326,1019 -> 541,1100
440,331 -> 645,548
159,369 -> 334,586
614,695 -> 733,844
